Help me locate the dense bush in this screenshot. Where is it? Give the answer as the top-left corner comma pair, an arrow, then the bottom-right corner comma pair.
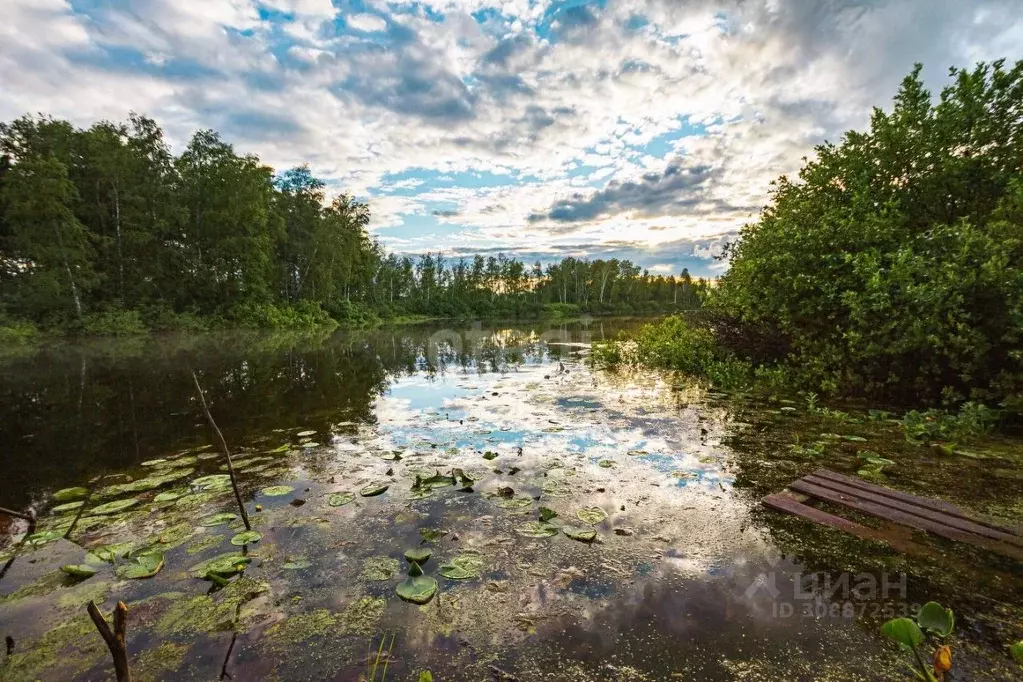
227,301 -> 337,330
713,60 -> 1023,405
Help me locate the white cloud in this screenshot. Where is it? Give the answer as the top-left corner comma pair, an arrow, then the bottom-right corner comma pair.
2,0 -> 1022,272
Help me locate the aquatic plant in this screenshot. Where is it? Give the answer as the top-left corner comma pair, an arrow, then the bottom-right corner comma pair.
396,561 -> 437,604
881,601 -> 955,681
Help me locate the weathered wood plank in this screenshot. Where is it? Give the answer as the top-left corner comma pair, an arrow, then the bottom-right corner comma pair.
802,474 -> 1023,548
789,479 -> 1023,562
762,492 -> 926,555
812,468 -> 1022,537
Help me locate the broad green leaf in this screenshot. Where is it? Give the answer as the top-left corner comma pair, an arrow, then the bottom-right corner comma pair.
916,601 -> 954,637
327,492 -> 355,507
881,617 -> 925,650
61,564 -> 98,578
230,530 -> 262,545
116,551 -> 164,579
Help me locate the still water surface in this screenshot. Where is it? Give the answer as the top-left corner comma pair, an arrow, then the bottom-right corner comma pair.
1,320 -> 1020,680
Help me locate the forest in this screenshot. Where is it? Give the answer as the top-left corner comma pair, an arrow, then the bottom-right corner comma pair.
0,115 -> 707,338
597,60 -> 1023,406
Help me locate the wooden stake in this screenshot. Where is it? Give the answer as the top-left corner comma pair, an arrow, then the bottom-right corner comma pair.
190,370 -> 251,531
87,600 -> 131,682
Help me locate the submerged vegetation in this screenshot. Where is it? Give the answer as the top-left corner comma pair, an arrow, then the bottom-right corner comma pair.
595,59 -> 1023,411
0,114 -> 707,337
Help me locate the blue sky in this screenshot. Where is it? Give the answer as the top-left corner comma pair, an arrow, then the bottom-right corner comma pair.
4,1 -> 1023,277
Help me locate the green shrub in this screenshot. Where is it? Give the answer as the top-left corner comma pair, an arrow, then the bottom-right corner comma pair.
714,60 -> 1023,404
77,309 -> 147,336
0,319 -> 39,345
227,301 -> 337,330
541,303 -> 581,319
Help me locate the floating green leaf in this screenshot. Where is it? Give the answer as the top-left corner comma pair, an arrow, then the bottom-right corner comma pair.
200,512 -> 238,527
539,507 -> 558,522
419,672 -> 434,682
88,498 -> 139,516
51,501 -> 85,513
328,492 -> 356,507
562,526 -> 597,542
296,430 -> 317,437
261,485 -> 295,497
360,483 -> 389,497
438,553 -> 484,580
419,528 -> 448,542
482,451 -> 498,460
498,496 -> 532,509
192,474 -> 233,491
576,507 -> 608,525
230,531 -> 262,546
841,435 -> 868,442
283,558 -> 312,570
140,458 -> 167,467
61,564 -> 98,578
516,521 -> 558,538
116,551 -> 165,579
154,488 -> 189,503
190,552 -> 251,578
54,486 -> 89,502
396,561 -> 438,604
404,548 -> 432,565
1010,641 -> 1023,665
916,601 -> 954,637
881,617 -> 925,650
598,459 -> 614,468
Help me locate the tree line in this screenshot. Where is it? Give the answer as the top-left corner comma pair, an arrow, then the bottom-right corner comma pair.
601,59 -> 1023,407
0,114 -> 707,335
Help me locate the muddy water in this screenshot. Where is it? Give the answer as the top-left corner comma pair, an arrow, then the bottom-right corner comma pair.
1,320 -> 1021,681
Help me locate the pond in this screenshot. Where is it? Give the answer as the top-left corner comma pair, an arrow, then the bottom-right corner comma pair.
1,319 -> 1021,681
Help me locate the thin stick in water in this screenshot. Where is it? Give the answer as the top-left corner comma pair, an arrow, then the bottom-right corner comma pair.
190,370 -> 251,531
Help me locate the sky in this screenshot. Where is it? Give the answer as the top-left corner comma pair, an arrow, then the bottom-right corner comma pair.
3,1 -> 1022,277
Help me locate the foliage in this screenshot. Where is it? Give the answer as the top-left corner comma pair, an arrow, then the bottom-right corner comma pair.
881,601 -> 955,681
900,402 -> 1000,444
713,59 -> 1023,405
0,113 -> 708,334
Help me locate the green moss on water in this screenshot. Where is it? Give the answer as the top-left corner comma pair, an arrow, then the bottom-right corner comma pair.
0,570 -> 67,604
56,579 -> 110,610
339,596 -> 385,635
186,533 -> 226,555
266,609 -> 338,647
2,615 -> 105,681
133,642 -> 189,682
359,556 -> 400,581
155,577 -> 269,636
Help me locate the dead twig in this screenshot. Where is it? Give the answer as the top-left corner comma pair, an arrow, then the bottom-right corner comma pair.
0,507 -> 33,522
190,370 -> 251,531
87,600 -> 131,682
0,507 -> 36,583
219,632 -> 238,680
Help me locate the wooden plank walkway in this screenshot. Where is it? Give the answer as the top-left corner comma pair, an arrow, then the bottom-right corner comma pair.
763,469 -> 1023,562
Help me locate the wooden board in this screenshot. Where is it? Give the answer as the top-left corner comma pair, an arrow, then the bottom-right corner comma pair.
786,478 -> 1023,562
812,468 -> 1022,536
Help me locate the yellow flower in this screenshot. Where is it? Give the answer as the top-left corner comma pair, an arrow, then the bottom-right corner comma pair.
933,645 -> 952,674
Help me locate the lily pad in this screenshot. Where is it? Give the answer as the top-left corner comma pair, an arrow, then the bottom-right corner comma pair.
498,496 -> 533,509
327,492 -> 356,507
917,601 -> 954,637
52,501 -> 85,513
61,564 -> 99,578
598,459 -> 614,468
841,435 -> 868,442
438,553 -> 484,580
419,528 -> 448,542
296,430 -> 317,437
261,485 -> 295,497
116,551 -> 165,579
516,521 -> 559,538
562,526 -> 597,542
482,451 -> 498,460
230,531 -> 262,546
404,548 -> 432,564
881,617 -> 924,650
200,512 -> 239,527
300,442 -> 320,448
190,552 -> 251,578
192,474 -> 233,491
88,498 -> 139,516
283,557 -> 312,570
54,486 -> 89,502
576,507 -> 608,525
141,458 -> 168,467
154,488 -> 189,503
396,562 -> 438,604
539,507 -> 558,522
360,483 -> 389,497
